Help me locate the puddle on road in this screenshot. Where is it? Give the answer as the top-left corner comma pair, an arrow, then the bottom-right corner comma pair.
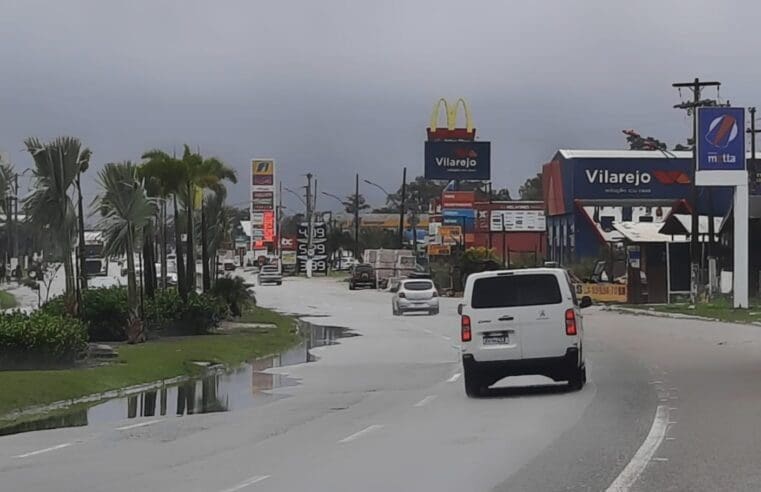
1,322 -> 355,436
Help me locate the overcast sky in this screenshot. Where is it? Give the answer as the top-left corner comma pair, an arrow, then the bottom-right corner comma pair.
1,0 -> 759,212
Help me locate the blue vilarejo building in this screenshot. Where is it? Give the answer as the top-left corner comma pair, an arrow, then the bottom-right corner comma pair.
540,150 -> 744,303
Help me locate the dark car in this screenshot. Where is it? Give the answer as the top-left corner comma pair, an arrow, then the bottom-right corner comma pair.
349,263 -> 377,290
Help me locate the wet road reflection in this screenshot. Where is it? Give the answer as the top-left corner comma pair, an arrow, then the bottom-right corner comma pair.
2,322 -> 354,436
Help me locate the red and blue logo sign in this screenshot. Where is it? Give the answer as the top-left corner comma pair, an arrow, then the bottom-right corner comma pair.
698,107 -> 745,172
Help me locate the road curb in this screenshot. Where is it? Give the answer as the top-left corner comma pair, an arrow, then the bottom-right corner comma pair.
604,305 -> 761,326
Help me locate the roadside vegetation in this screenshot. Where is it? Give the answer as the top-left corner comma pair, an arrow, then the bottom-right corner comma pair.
0,305 -> 299,421
0,290 -> 17,309
648,298 -> 761,324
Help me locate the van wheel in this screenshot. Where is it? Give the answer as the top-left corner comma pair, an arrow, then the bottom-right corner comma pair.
568,365 -> 586,391
464,368 -> 482,398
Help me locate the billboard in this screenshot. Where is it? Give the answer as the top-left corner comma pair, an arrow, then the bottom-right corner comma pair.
425,141 -> 491,180
698,107 -> 745,172
438,225 -> 462,246
490,210 -> 546,232
572,158 -> 691,200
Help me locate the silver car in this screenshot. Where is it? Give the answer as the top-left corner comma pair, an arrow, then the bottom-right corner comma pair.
392,279 -> 439,316
258,264 -> 282,286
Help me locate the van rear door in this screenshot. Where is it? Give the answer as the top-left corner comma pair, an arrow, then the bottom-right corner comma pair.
468,272 -> 568,361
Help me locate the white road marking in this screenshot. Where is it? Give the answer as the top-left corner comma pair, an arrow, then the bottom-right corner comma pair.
423,328 -> 433,334
413,395 -> 438,407
666,437 -> 676,441
605,405 -> 669,492
14,442 -> 74,459
649,381 -> 663,385
115,419 -> 164,431
441,335 -> 451,341
652,457 -> 669,462
219,475 -> 270,492
447,372 -> 462,383
338,424 -> 383,443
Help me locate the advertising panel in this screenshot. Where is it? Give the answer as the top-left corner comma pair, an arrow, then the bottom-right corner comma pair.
575,283 -> 627,303
697,107 -> 745,172
428,244 -> 451,256
441,191 -> 475,209
490,210 -> 546,232
281,250 -> 297,266
439,225 -> 462,245
250,159 -> 277,246
572,158 -> 692,200
425,141 -> 491,180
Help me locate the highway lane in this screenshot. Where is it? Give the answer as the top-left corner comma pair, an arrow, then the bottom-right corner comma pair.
4,276 -> 760,491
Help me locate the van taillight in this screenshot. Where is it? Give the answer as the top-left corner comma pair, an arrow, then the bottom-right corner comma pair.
461,315 -> 472,342
565,309 -> 577,336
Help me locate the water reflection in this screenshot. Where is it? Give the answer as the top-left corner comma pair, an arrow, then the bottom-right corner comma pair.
2,323 -> 354,436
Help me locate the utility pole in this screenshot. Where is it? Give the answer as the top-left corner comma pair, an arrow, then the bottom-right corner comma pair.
748,107 -> 760,189
354,173 -> 360,261
672,77 -> 721,303
399,167 -> 406,249
277,180 -> 283,258
487,181 -> 493,251
305,174 -> 313,276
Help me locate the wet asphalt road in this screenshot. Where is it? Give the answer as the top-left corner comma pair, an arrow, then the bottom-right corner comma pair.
2,276 -> 761,491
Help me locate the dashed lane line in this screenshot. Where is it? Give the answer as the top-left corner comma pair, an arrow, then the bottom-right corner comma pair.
218,475 -> 271,492
447,372 -> 462,383
115,419 -> 164,431
13,442 -> 74,459
413,395 -> 438,407
338,424 -> 384,444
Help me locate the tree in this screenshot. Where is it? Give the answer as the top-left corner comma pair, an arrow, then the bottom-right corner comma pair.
140,149 -> 188,299
24,137 -> 85,307
388,176 -> 445,214
93,161 -> 154,343
622,129 -> 668,151
518,173 -> 543,201
492,188 -> 512,201
342,193 -> 371,214
280,213 -> 305,236
0,160 -> 15,262
203,189 -> 233,283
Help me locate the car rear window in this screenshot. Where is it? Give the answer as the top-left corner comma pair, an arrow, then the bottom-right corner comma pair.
471,274 -> 562,308
403,281 -> 433,291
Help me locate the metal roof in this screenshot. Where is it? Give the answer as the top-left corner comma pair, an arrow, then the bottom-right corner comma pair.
612,222 -> 688,244
558,149 -> 761,160
659,214 -> 722,236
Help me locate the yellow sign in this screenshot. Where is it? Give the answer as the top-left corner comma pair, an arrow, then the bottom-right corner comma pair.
428,244 -> 451,256
576,283 -> 627,303
429,98 -> 473,133
439,225 -> 462,246
252,159 -> 274,176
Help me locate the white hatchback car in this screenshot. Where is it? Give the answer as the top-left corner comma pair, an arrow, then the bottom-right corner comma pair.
459,268 -> 591,397
392,279 -> 439,316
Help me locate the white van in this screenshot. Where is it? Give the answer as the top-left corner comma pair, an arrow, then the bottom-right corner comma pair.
459,268 -> 592,397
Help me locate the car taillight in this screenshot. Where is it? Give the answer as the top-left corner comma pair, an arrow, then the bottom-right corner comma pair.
398,292 -> 406,298
461,315 -> 472,342
565,309 -> 577,336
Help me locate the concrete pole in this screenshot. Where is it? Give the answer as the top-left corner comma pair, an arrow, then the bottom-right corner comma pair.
734,182 -> 749,308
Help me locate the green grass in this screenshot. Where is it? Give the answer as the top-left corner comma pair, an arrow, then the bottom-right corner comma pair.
0,290 -> 17,309
648,298 -> 761,324
0,307 -> 299,419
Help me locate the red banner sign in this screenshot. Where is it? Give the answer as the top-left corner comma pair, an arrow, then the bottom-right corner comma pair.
441,191 -> 474,209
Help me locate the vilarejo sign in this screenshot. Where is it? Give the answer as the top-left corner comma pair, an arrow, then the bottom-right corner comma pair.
572,159 -> 691,199
425,98 -> 491,181
425,141 -> 491,180
697,107 -> 746,186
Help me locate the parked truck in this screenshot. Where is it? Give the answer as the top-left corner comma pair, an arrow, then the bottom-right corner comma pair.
362,249 -> 417,289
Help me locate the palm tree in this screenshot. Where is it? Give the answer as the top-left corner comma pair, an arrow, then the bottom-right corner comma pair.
0,160 -> 15,265
196,160 -> 236,291
23,137 -> 85,306
180,146 -> 236,292
93,161 -> 154,344
203,189 -> 232,284
140,150 -> 188,299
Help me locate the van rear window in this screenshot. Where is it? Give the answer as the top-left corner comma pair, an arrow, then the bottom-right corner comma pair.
471,274 -> 562,308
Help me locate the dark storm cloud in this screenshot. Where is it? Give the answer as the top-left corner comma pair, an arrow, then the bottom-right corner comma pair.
2,0 -> 760,209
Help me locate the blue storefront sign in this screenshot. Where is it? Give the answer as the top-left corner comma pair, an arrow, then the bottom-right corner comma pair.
697,107 -> 745,172
442,209 -> 476,231
572,158 -> 693,200
424,141 -> 491,180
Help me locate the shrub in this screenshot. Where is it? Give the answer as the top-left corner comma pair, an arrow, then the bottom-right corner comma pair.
0,311 -> 87,369
146,290 -> 225,335
43,286 -> 129,342
210,276 -> 254,317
